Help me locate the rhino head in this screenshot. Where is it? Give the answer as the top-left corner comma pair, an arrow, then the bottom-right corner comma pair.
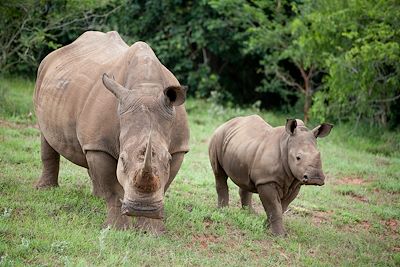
102,73 -> 186,221
285,119 -> 333,186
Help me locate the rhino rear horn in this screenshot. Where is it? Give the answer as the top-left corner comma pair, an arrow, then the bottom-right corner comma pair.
164,85 -> 187,106
102,73 -> 129,99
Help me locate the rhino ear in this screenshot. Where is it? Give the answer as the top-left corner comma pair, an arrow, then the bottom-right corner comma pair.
102,73 -> 129,99
164,85 -> 187,106
285,119 -> 297,135
312,123 -> 333,138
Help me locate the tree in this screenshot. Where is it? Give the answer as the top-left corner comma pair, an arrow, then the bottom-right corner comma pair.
2,0 -> 399,127
0,0 -> 117,74
242,0 -> 400,126
309,0 -> 400,127
238,0 -> 321,123
209,0 -> 305,111
108,0 -> 264,103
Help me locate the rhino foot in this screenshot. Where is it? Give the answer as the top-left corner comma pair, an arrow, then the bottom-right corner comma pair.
35,179 -> 59,189
134,216 -> 165,236
268,222 -> 286,237
271,229 -> 286,237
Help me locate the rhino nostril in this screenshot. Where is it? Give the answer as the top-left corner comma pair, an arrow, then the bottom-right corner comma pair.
303,175 -> 308,182
121,208 -> 129,215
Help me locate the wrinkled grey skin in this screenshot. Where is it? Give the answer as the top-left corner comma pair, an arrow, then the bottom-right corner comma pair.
34,31 -> 189,234
208,115 -> 332,236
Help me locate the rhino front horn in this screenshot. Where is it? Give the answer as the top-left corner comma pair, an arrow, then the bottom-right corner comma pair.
135,129 -> 161,193
143,130 -> 152,174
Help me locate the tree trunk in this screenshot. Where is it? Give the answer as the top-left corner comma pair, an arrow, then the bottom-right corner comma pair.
299,65 -> 312,124
304,87 -> 311,124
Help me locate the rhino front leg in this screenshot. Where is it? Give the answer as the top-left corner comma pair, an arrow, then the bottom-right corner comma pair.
239,188 -> 254,212
164,152 -> 185,192
257,183 -> 285,236
36,134 -> 60,189
86,151 -> 131,230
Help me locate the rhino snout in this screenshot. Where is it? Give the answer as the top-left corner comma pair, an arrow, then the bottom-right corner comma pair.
302,171 -> 325,186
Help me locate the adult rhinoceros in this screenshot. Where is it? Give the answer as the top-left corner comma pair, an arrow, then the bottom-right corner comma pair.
34,31 -> 189,234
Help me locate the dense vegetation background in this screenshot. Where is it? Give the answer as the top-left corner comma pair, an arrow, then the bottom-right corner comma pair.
1,1 -> 399,265
1,0 -> 399,127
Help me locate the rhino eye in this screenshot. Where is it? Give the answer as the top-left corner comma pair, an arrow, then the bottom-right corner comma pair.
296,156 -> 301,161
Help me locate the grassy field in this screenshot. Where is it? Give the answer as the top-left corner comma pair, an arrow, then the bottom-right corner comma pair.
0,77 -> 399,266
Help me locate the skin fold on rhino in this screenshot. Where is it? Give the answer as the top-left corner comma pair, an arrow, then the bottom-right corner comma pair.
34,31 -> 190,235
208,115 -> 332,236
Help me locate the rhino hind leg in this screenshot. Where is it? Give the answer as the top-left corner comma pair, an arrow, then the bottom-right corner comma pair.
239,188 -> 254,213
36,134 -> 60,189
211,162 -> 229,208
85,151 -> 131,230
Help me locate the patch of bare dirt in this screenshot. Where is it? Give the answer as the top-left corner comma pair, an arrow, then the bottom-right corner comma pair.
192,233 -> 221,249
382,219 -> 399,234
311,210 -> 333,225
341,220 -> 372,233
343,191 -> 369,203
359,220 -> 372,230
203,216 -> 213,229
186,221 -> 254,253
336,176 -> 368,185
287,207 -> 334,226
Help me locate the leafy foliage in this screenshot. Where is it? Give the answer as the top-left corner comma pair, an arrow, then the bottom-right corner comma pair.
1,0 -> 399,126
0,0 -> 115,73
310,0 -> 400,127
109,0 -> 264,104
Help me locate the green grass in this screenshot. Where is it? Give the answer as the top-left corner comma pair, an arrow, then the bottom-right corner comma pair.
0,77 -> 399,266
0,77 -> 35,123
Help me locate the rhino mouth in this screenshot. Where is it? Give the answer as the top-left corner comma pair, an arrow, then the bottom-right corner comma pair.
302,175 -> 325,186
121,199 -> 164,219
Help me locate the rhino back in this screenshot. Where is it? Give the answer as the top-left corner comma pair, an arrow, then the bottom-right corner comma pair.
210,115 -> 274,192
34,31 -> 129,166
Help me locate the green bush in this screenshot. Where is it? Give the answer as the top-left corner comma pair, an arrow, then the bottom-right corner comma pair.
1,0 -> 399,127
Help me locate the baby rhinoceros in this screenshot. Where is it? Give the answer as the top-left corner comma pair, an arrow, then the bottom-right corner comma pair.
208,116 -> 333,236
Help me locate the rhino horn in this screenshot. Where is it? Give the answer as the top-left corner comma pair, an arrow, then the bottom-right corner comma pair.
135,129 -> 161,193
102,73 -> 129,99
143,129 -> 153,174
